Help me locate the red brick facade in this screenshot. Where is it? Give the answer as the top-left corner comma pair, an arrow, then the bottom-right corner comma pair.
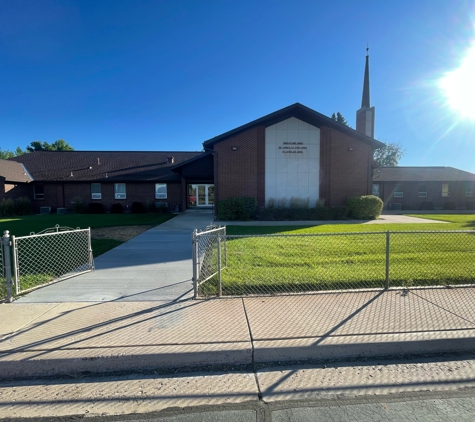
213,126 -> 266,208
376,181 -> 474,210
28,182 -> 182,213
212,124 -> 374,210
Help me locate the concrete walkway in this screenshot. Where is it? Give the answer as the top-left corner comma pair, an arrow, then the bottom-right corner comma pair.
16,210 -> 214,303
1,287 -> 475,379
218,214 -> 448,226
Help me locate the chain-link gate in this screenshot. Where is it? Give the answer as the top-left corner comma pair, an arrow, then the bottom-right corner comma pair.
192,225 -> 226,298
1,225 -> 94,300
193,229 -> 475,298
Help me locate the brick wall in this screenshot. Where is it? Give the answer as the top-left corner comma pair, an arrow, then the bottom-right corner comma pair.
321,127 -> 373,206
213,126 -> 266,209
31,182 -> 181,212
379,181 -> 473,209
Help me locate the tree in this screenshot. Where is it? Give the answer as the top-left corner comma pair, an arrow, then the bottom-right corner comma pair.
26,140 -> 74,152
0,147 -> 25,159
374,142 -> 405,167
331,112 -> 349,126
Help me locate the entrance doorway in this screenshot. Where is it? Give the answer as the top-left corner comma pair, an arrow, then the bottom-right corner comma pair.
188,184 -> 214,207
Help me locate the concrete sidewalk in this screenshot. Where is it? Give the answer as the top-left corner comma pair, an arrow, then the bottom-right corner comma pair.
16,210 -> 215,303
1,287 -> 475,379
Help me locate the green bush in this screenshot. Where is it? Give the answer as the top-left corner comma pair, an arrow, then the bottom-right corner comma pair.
131,201 -> 146,214
347,195 -> 383,220
110,203 -> 124,214
71,197 -> 85,214
13,197 -> 31,215
87,202 -> 105,214
0,198 -> 14,217
444,201 -> 456,210
419,201 -> 434,211
218,197 -> 257,220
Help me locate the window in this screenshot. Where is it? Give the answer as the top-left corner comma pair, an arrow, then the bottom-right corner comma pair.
418,184 -> 427,198
91,183 -> 102,200
114,183 -> 126,199
372,184 -> 380,197
155,183 -> 167,199
394,184 -> 403,198
465,182 -> 474,197
34,183 -> 44,200
442,183 -> 450,197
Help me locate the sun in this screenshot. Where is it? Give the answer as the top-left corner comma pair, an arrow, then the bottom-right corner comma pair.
439,43 -> 475,120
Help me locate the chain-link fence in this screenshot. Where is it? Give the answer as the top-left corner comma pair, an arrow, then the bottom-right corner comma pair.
192,225 -> 226,297
1,226 -> 94,301
194,230 -> 475,298
0,238 -> 6,301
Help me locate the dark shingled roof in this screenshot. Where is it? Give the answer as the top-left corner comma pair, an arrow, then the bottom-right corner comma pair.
203,103 -> 385,149
374,167 -> 475,182
9,151 -> 203,182
0,159 -> 33,183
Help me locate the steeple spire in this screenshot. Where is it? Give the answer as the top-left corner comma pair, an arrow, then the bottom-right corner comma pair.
361,46 -> 371,108
356,46 -> 375,138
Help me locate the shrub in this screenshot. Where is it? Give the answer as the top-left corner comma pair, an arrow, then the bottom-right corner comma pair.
0,198 -> 14,217
347,195 -> 383,220
419,201 -> 434,211
13,197 -> 31,215
218,197 -> 257,220
328,206 -> 349,220
131,201 -> 146,214
110,203 -> 124,214
289,196 -> 310,208
443,201 -> 456,210
71,197 -> 85,214
466,201 -> 475,210
315,198 -> 326,208
87,202 -> 105,214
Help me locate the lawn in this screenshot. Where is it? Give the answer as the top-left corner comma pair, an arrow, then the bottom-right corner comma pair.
198,214 -> 475,296
0,213 -> 175,300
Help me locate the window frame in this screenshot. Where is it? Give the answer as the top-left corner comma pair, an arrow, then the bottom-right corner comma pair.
465,182 -> 474,197
91,183 -> 102,200
372,183 -> 380,197
417,184 -> 427,198
155,183 -> 167,199
34,183 -> 44,200
442,183 -> 450,197
393,183 -> 404,198
114,183 -> 126,200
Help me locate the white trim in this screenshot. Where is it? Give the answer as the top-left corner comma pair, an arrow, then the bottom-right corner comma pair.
417,192 -> 427,197
91,193 -> 102,200
394,192 -> 403,198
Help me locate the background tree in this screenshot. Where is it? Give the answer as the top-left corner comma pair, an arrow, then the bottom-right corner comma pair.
374,142 -> 405,167
26,139 -> 74,152
0,147 -> 25,159
331,112 -> 349,126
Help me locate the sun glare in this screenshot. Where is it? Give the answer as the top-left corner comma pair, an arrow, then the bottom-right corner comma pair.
439,43 -> 475,120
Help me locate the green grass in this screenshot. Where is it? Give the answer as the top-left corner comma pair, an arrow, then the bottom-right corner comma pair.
199,214 -> 475,296
0,213 -> 175,300
0,213 -> 175,237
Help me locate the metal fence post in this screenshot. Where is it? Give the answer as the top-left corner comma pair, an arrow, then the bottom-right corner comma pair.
11,235 -> 19,295
192,230 -> 198,299
87,227 -> 94,270
3,231 -> 13,302
217,235 -> 222,297
385,230 -> 390,289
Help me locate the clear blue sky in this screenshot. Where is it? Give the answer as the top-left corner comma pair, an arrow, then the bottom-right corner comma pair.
1,0 -> 475,172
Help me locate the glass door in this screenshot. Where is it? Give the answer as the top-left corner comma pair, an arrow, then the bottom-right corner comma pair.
188,184 -> 214,207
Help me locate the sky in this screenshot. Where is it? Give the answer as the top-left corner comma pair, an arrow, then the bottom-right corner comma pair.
1,0 -> 475,172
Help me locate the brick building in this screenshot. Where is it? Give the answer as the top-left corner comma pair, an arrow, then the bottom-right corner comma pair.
1,53 -> 389,215
373,167 -> 475,210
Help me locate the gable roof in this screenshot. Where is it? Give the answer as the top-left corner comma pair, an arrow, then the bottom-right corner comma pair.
0,159 -> 33,183
202,103 -> 385,149
9,151 -> 203,182
373,167 -> 475,182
